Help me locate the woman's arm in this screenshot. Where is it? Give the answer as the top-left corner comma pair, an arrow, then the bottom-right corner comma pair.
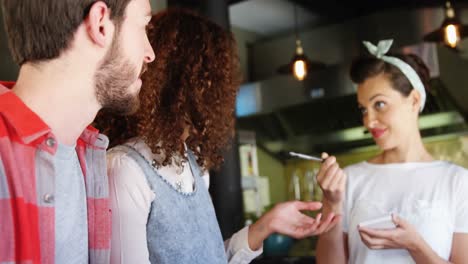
406,233 -> 453,264
447,233 -> 468,263
315,153 -> 348,264
107,152 -> 155,264
247,201 -> 338,249
358,215 -> 468,264
316,203 -> 348,264
223,200 -> 339,264
224,226 -> 263,264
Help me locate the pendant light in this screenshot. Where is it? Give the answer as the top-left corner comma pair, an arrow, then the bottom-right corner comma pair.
443,1 -> 460,48
291,3 -> 308,80
423,1 -> 468,49
277,3 -> 326,80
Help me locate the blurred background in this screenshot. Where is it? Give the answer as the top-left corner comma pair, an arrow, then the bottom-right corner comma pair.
2,1 -> 468,263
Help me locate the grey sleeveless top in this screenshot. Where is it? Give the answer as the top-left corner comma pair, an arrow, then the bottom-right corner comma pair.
114,145 -> 228,264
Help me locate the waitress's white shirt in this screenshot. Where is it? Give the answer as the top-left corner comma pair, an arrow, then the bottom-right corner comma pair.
343,161 -> 468,264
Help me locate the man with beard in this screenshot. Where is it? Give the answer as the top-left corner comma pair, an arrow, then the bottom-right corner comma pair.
0,0 -> 154,263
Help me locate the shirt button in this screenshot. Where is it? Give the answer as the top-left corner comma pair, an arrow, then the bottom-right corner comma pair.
45,137 -> 56,147
43,193 -> 54,203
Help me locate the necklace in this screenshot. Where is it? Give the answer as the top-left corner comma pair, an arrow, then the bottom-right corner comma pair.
151,157 -> 185,192
124,143 -> 191,193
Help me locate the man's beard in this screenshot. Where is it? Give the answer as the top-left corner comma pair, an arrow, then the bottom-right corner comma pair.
94,33 -> 142,115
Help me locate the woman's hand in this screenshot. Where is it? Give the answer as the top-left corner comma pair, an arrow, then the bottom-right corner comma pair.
247,201 -> 341,250
265,200 -> 341,238
316,153 -> 346,210
358,214 -> 423,251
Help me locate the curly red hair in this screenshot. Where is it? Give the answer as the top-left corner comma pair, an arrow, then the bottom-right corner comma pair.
95,8 -> 241,171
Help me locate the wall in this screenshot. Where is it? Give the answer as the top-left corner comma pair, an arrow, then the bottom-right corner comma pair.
231,26 -> 261,83
150,0 -> 167,11
438,46 -> 468,119
257,148 -> 287,205
0,11 -> 18,81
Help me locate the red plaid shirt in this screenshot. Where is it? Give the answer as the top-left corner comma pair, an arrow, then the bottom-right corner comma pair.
0,82 -> 111,264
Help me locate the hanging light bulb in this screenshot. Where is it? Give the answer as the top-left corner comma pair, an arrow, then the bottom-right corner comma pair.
444,24 -> 460,47
443,1 -> 460,48
292,40 -> 307,80
277,4 -> 326,77
293,60 -> 307,80
423,1 -> 467,49
291,4 -> 308,81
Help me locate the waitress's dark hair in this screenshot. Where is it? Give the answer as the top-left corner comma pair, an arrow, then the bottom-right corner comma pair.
350,53 -> 430,97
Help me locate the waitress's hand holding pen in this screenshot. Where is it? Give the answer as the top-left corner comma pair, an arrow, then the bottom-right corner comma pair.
317,152 -> 346,213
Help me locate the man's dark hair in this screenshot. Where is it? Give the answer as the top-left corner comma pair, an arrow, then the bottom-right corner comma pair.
1,0 -> 132,65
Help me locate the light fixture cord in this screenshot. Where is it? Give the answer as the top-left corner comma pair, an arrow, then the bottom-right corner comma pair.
294,3 -> 299,41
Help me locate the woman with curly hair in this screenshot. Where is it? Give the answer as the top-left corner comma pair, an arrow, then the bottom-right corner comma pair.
96,8 -> 339,264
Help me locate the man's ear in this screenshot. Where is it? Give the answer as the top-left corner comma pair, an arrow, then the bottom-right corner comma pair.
84,1 -> 113,48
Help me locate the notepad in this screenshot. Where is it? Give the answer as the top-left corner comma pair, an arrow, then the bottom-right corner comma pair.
359,215 -> 396,229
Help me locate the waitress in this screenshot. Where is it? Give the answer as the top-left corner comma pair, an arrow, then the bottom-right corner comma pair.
315,39 -> 468,264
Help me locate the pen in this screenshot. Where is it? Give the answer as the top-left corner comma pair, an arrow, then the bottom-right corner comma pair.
288,151 -> 324,162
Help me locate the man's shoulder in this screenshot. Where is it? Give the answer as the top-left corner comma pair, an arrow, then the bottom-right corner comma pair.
0,114 -> 11,140
0,105 -> 26,145
0,86 -> 22,140
0,115 -> 18,175
0,82 -> 14,103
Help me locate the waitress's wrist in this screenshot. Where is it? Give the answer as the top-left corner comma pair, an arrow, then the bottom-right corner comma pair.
407,233 -> 425,253
322,199 -> 343,214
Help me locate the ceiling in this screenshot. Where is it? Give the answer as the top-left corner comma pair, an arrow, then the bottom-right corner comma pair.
291,0 -> 468,17
228,0 -> 317,36
229,0 -> 468,37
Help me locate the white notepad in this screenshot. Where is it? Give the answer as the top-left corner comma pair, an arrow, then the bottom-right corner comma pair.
359,215 -> 396,229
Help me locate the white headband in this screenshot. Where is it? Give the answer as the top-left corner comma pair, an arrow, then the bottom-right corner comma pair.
362,39 -> 426,112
